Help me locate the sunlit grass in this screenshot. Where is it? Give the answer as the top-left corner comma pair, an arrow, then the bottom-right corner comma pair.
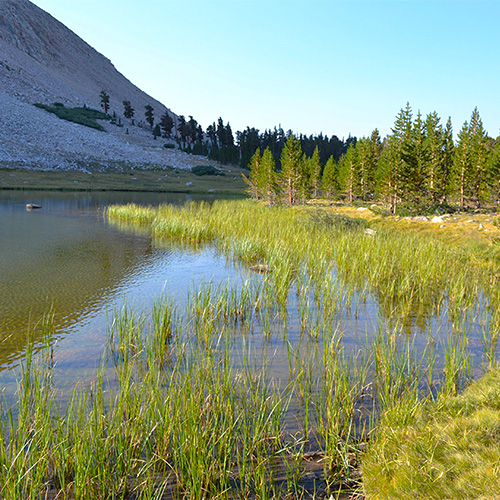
1,198 -> 498,498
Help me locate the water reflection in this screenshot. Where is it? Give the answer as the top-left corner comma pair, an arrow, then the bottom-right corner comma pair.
0,190 -> 240,374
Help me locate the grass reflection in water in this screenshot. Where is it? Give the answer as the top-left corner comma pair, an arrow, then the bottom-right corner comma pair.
1,199 -> 499,498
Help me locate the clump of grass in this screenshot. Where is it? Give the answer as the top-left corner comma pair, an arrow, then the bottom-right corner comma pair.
34,103 -> 110,131
362,366 -> 500,498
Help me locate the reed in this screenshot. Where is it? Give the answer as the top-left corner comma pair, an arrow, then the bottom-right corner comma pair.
0,199 -> 494,498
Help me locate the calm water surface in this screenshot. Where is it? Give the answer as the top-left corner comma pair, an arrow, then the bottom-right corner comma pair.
0,190 -> 487,403
0,191 -> 248,392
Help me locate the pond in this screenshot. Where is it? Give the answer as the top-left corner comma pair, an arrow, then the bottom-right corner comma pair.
0,191 -> 247,391
0,190 -> 487,404
1,190 -> 496,498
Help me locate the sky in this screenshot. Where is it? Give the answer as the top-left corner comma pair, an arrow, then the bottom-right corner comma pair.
30,0 -> 500,141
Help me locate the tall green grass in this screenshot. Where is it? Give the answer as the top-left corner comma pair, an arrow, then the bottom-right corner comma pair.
0,199 -> 494,498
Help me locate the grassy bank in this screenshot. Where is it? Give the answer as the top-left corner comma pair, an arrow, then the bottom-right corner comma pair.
3,199 -> 499,498
362,366 -> 500,498
0,164 -> 246,194
104,199 -> 500,498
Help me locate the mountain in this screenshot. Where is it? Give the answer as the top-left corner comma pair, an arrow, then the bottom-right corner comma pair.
0,0 -> 203,171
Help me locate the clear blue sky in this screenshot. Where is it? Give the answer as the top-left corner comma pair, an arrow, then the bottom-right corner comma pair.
31,0 -> 500,140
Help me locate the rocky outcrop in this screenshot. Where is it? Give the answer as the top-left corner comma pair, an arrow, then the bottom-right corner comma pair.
0,0 -> 213,171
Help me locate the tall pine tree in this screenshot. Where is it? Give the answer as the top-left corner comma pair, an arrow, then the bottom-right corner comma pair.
468,108 -> 489,208
280,134 -> 303,205
338,143 -> 358,203
322,155 -> 338,199
244,148 -> 261,199
259,147 -> 278,204
308,146 -> 322,198
377,103 -> 413,213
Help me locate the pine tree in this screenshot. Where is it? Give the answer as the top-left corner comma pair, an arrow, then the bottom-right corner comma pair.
354,136 -> 378,201
423,111 -> 445,204
488,136 -> 500,207
404,110 -> 427,207
337,143 -> 358,203
144,105 -> 154,129
153,124 -> 161,140
100,90 -> 110,114
468,108 -> 489,208
377,103 -> 413,213
308,146 -> 322,198
451,120 -> 471,209
159,112 -> 174,138
297,153 -> 310,203
243,148 -> 261,199
122,100 -> 134,119
442,117 -> 454,203
259,147 -> 277,204
178,115 -> 187,142
280,134 -> 303,205
322,155 -> 338,198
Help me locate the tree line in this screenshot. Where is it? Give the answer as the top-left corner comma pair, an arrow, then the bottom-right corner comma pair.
245,103 -> 500,212
100,91 -> 354,169
100,91 -> 500,211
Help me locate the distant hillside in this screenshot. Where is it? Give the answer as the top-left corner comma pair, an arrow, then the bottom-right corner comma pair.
0,0 -> 217,172
0,0 -> 171,114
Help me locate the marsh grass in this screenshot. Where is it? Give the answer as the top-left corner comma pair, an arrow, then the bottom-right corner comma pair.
1,198 -> 497,498
105,199 -> 500,496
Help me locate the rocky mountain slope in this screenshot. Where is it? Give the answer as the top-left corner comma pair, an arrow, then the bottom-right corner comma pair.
0,0 -> 208,171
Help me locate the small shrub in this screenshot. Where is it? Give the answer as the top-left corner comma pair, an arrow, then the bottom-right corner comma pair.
191,165 -> 225,176
52,102 -> 65,107
309,211 -> 367,231
163,143 -> 176,149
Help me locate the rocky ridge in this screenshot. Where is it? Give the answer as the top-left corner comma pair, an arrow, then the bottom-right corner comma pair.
0,0 -> 212,172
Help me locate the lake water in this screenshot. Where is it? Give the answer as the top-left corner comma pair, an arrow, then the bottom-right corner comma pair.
0,191 -> 252,392
0,190 -> 487,405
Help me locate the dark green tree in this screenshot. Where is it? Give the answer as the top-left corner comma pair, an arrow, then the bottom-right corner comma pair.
450,109 -> 490,208
122,100 -> 134,119
178,115 -> 187,142
144,105 -> 154,129
308,146 -> 322,198
468,108 -> 489,208
159,112 -> 174,138
244,148 -> 261,199
153,124 -> 161,140
488,136 -> 500,207
442,117 -> 454,203
377,103 -> 413,213
423,111 -> 446,204
355,134 -> 379,200
259,147 -> 278,204
188,116 -> 198,143
338,143 -> 358,203
100,90 -> 110,114
450,120 -> 471,209
322,155 -> 338,198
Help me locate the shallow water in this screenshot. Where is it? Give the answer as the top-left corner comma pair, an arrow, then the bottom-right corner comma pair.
0,190 -> 488,406
0,191 -> 247,391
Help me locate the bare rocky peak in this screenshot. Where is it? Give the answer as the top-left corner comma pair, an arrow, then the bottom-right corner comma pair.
0,0 -> 219,172
0,0 -> 172,116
